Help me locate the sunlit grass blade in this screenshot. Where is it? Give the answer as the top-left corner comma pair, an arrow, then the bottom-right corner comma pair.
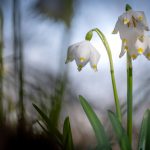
79,95 -> 111,149
63,117 -> 74,150
138,109 -> 150,150
108,110 -> 131,150
37,120 -> 49,134
33,103 -> 62,141
33,104 -> 50,125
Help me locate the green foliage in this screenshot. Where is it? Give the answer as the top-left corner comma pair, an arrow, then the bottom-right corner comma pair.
33,104 -> 74,149
138,109 -> 150,150
33,104 -> 63,146
108,111 -> 131,150
63,117 -> 74,150
79,95 -> 111,150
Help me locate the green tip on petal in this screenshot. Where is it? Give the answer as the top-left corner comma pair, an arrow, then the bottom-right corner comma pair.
85,30 -> 93,41
125,4 -> 132,11
77,64 -> 83,71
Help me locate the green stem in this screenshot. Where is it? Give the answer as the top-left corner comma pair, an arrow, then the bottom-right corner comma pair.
91,28 -> 122,122
127,53 -> 133,144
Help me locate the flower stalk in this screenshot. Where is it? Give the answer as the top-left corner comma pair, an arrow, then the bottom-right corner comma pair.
89,28 -> 122,122
127,53 -> 133,144
125,4 -> 133,145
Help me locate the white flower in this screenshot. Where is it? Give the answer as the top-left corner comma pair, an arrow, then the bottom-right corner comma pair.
113,8 -> 150,59
112,9 -> 149,44
113,18 -> 145,43
119,35 -> 150,60
113,10 -> 149,35
65,40 -> 100,71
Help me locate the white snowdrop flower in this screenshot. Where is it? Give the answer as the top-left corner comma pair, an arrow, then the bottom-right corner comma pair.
112,10 -> 149,35
113,6 -> 150,60
112,9 -> 149,44
119,35 -> 150,60
65,40 -> 100,71
113,18 -> 145,43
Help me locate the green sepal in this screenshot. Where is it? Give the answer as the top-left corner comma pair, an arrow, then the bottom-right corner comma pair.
85,30 -> 93,41
125,4 -> 132,11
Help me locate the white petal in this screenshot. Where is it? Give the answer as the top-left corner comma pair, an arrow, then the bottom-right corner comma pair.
119,22 -> 144,42
65,42 -> 82,63
75,41 -> 91,58
127,40 -> 139,59
143,36 -> 150,60
89,47 -> 100,71
135,37 -> 148,54
119,42 -> 126,58
73,41 -> 91,71
119,10 -> 132,25
133,11 -> 149,31
112,19 -> 120,34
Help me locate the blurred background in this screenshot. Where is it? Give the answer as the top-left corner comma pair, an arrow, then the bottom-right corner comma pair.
0,0 -> 150,149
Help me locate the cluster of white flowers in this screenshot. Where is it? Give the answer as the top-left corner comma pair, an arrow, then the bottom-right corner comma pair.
65,6 -> 150,72
113,8 -> 150,60
65,40 -> 100,71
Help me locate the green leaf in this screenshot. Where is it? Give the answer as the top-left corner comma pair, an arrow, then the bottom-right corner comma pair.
33,103 -> 62,141
108,110 -> 131,150
63,117 -> 74,150
79,95 -> 111,150
36,120 -> 49,134
138,109 -> 150,150
33,103 -> 50,125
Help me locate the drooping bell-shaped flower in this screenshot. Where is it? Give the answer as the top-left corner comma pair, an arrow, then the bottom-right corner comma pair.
119,35 -> 150,60
65,40 -> 100,71
112,10 -> 149,35
113,5 -> 150,59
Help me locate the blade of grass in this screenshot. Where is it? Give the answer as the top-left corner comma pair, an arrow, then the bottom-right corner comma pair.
33,103 -> 62,141
138,109 -> 150,150
108,110 -> 131,150
37,120 -> 63,148
63,117 -> 74,150
79,95 -> 111,150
